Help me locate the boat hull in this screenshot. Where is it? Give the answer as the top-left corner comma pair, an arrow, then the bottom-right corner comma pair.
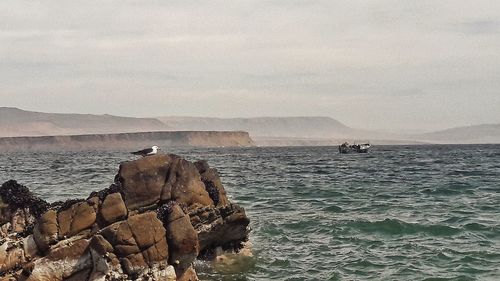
338,143 -> 370,154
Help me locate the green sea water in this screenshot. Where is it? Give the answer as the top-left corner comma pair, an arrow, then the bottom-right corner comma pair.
1,145 -> 499,280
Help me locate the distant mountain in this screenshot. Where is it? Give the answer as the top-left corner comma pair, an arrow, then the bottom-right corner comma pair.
2,108 -> 498,144
157,116 -> 418,144
157,116 -> 360,138
417,124 -> 500,144
0,107 -> 168,137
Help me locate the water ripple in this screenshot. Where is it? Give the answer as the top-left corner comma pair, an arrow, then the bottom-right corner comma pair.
1,145 -> 500,280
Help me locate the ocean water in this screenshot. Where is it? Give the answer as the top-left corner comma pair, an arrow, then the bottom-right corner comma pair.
1,145 -> 500,281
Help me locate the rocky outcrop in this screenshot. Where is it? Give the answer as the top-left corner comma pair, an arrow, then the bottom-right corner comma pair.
0,154 -> 250,281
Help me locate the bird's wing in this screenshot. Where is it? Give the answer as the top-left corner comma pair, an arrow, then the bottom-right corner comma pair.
131,148 -> 153,155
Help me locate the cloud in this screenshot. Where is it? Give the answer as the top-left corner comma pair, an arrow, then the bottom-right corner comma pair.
0,0 -> 500,130
458,20 -> 500,34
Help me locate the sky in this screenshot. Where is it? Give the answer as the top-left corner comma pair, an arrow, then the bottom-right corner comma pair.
1,0 -> 500,132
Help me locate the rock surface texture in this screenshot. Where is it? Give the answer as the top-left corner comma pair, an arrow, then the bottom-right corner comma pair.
0,154 -> 250,281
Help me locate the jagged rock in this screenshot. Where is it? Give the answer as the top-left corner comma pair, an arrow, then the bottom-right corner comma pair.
100,212 -> 169,275
33,210 -> 58,253
190,204 -> 250,253
0,154 -> 250,280
0,241 -> 25,273
22,235 -> 38,260
163,204 -> 199,270
194,160 -> 229,206
166,158 -> 214,209
151,264 -> 177,281
117,155 -> 172,211
0,271 -> 23,281
9,209 -> 33,234
99,192 -> 127,226
0,180 -> 49,220
0,198 -> 10,226
0,181 -> 49,237
88,235 -> 113,256
25,237 -> 91,281
175,266 -> 199,281
63,269 -> 92,281
57,201 -> 96,239
0,235 -> 40,276
117,155 -> 214,211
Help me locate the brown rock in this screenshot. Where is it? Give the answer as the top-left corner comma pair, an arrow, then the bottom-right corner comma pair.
117,154 -> 214,212
89,235 -> 113,256
142,237 -> 169,265
0,223 -> 10,238
86,196 -> 100,211
100,192 -> 127,225
195,160 -> 229,206
166,158 -> 214,208
121,252 -> 147,275
165,205 -> 199,270
11,208 -> 35,233
176,266 -> 199,281
63,269 -> 92,281
0,269 -> 24,281
46,238 -> 90,261
190,204 -> 250,253
117,154 -> 172,211
25,238 -> 92,281
0,243 -> 25,273
101,212 -> 169,268
33,209 -> 58,252
57,201 -> 96,239
127,212 -> 165,249
152,264 -> 177,281
22,235 -> 39,260
0,197 -> 11,225
0,154 -> 250,281
0,275 -> 18,281
101,219 -> 139,257
0,180 -> 49,223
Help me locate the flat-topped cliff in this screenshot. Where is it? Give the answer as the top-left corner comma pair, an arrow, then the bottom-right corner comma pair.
0,131 -> 254,152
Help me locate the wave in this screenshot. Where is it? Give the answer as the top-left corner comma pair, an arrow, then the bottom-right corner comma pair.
346,218 -> 461,236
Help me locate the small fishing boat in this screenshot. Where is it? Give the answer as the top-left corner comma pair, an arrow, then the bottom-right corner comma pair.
338,142 -> 371,153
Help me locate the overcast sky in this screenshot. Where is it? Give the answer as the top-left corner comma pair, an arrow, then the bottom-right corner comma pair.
1,0 -> 500,131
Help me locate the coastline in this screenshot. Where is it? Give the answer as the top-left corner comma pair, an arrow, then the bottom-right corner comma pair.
0,131 -> 255,152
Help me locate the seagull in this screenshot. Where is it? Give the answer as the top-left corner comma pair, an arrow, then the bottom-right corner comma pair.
131,145 -> 160,157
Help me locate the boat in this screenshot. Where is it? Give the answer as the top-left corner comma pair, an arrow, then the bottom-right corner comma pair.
338,142 -> 371,153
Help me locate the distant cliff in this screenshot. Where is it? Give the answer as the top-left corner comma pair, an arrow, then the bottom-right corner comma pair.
4,108 -> 498,145
0,131 -> 254,151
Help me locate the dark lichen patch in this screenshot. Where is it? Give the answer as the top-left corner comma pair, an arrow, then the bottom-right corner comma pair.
197,239 -> 248,260
54,198 -> 85,212
0,180 -> 49,219
17,224 -> 35,238
87,183 -> 121,201
156,201 -> 177,223
194,160 -> 210,174
203,180 -> 220,206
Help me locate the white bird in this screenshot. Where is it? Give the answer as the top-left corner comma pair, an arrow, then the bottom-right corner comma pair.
131,145 -> 160,157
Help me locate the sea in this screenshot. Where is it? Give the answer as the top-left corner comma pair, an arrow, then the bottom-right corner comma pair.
1,145 -> 499,281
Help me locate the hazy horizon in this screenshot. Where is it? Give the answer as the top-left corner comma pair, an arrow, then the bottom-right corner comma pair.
3,106 -> 498,135
1,1 -> 500,131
